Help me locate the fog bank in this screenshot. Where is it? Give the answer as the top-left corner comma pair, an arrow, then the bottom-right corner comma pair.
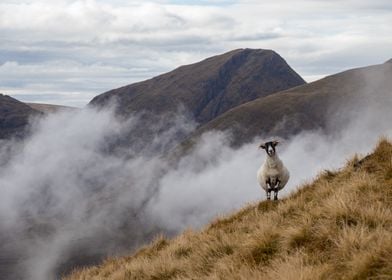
0,69 -> 391,279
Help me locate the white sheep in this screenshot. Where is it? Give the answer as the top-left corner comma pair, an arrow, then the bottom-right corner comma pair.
257,140 -> 290,200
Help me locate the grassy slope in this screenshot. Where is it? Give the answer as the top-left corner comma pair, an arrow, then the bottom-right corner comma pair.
66,139 -> 392,280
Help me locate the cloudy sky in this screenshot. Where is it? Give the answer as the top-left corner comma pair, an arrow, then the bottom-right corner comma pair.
1,0 -> 391,107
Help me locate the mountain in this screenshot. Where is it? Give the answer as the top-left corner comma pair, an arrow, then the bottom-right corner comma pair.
90,49 -> 305,125
0,94 -> 41,139
66,139 -> 392,280
27,103 -> 78,114
386,58 -> 392,63
183,62 -> 392,147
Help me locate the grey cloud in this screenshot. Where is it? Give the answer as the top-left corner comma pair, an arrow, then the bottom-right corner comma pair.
166,0 -> 237,6
1,0 -> 392,105
231,32 -> 283,41
112,34 -> 213,48
0,50 -> 55,65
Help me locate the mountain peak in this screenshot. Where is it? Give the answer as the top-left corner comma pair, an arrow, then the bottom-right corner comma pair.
90,49 -> 305,125
88,49 -> 305,153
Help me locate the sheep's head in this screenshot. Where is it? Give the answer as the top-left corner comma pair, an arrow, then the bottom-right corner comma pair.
259,141 -> 279,157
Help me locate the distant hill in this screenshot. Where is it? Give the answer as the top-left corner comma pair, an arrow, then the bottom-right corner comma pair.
183,62 -> 392,147
0,94 -> 41,139
386,58 -> 392,63
66,139 -> 392,280
90,49 -> 305,125
27,103 -> 78,114
0,97 -> 77,140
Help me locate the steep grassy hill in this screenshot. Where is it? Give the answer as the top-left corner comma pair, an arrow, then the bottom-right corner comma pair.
0,94 -> 41,139
66,139 -> 392,280
182,62 -> 392,147
90,49 -> 305,125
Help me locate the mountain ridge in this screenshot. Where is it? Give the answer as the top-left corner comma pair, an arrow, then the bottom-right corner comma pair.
179,62 -> 392,148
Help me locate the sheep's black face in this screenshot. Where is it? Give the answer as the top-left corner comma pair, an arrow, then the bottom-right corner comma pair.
259,141 -> 278,157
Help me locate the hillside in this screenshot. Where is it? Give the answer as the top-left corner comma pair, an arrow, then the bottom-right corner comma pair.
0,94 -> 41,139
90,48 -> 305,125
27,103 -> 78,114
66,139 -> 392,280
183,62 -> 392,147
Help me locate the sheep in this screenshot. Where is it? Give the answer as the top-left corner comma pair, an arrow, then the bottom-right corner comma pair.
257,140 -> 290,200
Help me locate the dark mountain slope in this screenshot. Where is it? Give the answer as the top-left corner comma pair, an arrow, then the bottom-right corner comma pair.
89,49 -> 305,125
186,62 -> 392,147
0,94 -> 41,139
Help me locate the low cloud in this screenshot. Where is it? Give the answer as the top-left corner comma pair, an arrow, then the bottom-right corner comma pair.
0,64 -> 391,279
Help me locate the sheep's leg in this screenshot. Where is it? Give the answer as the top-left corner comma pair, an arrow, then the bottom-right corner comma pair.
266,179 -> 272,200
273,180 -> 281,201
266,189 -> 271,200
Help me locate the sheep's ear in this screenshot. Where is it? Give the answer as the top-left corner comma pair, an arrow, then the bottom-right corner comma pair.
259,144 -> 266,149
272,141 -> 279,146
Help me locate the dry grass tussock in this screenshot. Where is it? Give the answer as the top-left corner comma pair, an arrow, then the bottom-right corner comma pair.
65,139 -> 392,280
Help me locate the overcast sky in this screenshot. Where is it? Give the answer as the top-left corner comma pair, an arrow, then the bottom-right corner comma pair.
1,0 -> 391,107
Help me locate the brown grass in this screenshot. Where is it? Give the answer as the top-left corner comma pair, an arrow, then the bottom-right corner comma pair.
65,139 -> 392,280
